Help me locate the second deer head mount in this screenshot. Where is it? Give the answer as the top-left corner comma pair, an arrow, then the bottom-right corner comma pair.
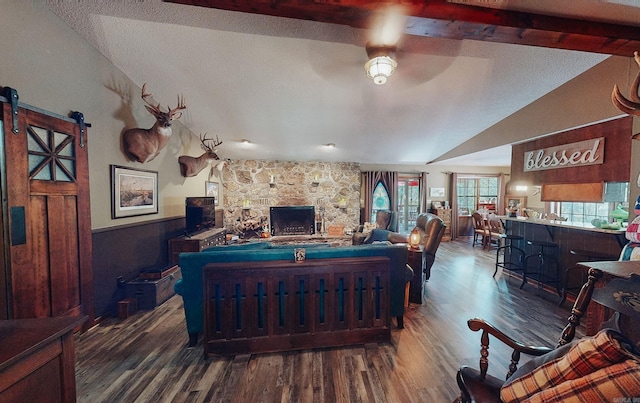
178,133 -> 224,177
123,83 -> 186,163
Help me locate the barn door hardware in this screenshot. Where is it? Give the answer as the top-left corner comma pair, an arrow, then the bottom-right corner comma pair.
2,87 -> 19,134
70,111 -> 91,148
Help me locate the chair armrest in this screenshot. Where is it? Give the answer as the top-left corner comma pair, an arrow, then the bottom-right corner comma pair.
402,264 -> 414,283
468,318 -> 553,356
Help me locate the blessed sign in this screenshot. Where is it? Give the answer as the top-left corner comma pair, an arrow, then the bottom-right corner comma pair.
523,137 -> 605,172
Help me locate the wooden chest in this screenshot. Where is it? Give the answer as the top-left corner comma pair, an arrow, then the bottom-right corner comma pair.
125,269 -> 182,310
168,228 -> 227,265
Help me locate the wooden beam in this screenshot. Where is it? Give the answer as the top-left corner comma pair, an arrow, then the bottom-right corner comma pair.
165,0 -> 640,56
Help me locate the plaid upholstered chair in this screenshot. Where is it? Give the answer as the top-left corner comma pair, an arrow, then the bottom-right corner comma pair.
455,270 -> 640,402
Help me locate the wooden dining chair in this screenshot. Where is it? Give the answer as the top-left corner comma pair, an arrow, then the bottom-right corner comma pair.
471,212 -> 487,248
484,219 -> 503,250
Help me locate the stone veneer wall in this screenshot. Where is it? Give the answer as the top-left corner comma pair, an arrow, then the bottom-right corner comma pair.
222,160 -> 361,235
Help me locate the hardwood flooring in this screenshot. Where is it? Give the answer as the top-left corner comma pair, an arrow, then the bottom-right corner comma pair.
74,238 -> 582,402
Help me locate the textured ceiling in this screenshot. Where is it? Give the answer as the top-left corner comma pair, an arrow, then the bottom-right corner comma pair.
45,0 -> 638,167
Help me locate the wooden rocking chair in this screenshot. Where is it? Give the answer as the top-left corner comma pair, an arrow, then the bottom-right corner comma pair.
455,268 -> 604,402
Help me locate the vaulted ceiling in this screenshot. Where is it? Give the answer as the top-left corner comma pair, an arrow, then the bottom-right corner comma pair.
46,0 -> 640,166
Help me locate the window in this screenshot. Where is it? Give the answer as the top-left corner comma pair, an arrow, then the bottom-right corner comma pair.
553,183 -> 629,225
457,176 -> 499,212
370,182 -> 390,222
559,202 -> 610,224
397,176 -> 420,233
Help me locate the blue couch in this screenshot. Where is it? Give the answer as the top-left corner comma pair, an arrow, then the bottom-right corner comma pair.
174,242 -> 413,346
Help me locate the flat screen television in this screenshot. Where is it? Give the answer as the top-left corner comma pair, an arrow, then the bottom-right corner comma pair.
185,197 -> 216,236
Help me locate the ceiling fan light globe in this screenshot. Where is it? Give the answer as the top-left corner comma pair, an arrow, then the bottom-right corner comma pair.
364,56 -> 397,85
373,75 -> 387,85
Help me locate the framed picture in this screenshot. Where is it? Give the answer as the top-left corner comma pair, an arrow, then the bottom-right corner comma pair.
205,181 -> 219,205
111,165 -> 158,219
506,196 -> 526,209
430,187 -> 445,197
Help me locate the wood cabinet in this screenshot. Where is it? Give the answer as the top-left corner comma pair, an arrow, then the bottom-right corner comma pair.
0,92 -> 93,327
0,316 -> 85,402
169,228 -> 227,265
434,208 -> 452,241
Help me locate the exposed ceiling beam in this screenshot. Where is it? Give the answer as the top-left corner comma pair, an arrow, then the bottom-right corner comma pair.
165,0 -> 640,56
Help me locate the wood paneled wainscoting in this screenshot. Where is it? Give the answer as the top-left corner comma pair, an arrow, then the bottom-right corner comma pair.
203,257 -> 390,356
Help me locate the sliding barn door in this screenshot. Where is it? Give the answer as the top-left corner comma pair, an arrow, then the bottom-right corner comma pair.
0,95 -> 93,325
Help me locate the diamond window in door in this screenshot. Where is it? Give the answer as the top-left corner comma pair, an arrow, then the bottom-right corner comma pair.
27,124 -> 76,182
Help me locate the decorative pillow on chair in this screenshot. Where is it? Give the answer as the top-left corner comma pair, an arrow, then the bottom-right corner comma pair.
361,222 -> 376,235
500,329 -> 640,402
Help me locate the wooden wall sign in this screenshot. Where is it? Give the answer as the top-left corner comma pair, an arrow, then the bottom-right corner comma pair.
524,137 -> 604,172
510,116 -> 632,185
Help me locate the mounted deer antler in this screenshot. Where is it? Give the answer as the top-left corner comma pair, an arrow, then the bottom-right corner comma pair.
612,51 -> 640,117
178,133 -> 223,177
123,83 -> 186,163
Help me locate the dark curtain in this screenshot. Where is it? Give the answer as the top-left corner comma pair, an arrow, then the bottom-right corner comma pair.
419,172 -> 429,213
449,172 -> 459,241
362,171 -> 398,223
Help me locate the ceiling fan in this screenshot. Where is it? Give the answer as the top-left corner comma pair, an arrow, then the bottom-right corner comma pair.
363,5 -> 407,85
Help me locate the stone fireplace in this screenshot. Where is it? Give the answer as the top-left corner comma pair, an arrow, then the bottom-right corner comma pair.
270,206 -> 315,236
222,160 -> 361,236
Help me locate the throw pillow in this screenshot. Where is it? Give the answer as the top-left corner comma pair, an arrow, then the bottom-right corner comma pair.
362,222 -> 376,235
500,329 -> 640,402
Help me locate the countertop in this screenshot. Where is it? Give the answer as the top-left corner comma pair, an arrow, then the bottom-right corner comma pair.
503,216 -> 627,234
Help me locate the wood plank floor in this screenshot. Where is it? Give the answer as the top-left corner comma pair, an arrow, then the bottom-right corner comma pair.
74,238 -> 582,402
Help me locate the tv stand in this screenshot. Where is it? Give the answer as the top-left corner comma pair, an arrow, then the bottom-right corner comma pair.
169,228 -> 227,265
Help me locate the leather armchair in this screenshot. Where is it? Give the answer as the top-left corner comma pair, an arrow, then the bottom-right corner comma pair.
412,212 -> 446,280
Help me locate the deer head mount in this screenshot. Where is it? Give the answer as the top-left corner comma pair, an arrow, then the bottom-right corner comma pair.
123,83 -> 186,163
612,51 -> 640,117
178,133 -> 223,177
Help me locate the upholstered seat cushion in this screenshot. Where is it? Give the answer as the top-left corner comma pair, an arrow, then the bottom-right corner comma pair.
500,329 -> 640,402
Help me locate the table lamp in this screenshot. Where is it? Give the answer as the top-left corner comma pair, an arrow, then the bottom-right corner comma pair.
409,228 -> 421,249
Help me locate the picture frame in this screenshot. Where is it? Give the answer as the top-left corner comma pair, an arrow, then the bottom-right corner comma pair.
205,181 -> 219,205
506,195 -> 526,209
111,165 -> 158,219
430,187 -> 445,197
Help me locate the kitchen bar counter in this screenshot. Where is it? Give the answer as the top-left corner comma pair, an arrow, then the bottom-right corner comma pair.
503,216 -> 626,236
501,217 -> 627,298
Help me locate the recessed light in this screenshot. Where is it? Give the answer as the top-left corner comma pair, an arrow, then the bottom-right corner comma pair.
326,143 -> 335,148
241,139 -> 251,144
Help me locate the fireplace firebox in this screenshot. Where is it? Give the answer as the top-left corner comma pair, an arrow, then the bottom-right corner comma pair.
270,206 -> 315,236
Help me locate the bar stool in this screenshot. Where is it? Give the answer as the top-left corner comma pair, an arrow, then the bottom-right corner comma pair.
558,249 -> 618,307
493,234 -> 525,278
522,239 -> 561,297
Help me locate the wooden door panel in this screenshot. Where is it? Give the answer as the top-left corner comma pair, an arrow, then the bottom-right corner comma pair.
1,97 -> 92,324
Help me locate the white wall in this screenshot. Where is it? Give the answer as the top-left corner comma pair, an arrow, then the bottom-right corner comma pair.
0,1 -> 211,229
